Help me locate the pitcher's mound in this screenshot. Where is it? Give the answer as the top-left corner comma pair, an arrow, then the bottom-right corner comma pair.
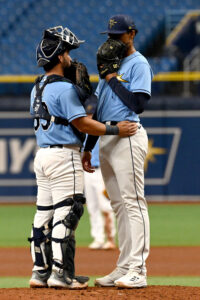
0,286 -> 200,300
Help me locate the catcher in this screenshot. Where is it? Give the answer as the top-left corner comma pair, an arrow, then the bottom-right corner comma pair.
29,25 -> 138,289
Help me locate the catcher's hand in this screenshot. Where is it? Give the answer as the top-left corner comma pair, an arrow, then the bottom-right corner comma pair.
97,38 -> 127,79
64,60 -> 93,96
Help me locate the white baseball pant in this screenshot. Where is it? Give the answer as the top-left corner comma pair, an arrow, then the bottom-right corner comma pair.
99,125 -> 149,275
31,146 -> 83,270
84,168 -> 116,244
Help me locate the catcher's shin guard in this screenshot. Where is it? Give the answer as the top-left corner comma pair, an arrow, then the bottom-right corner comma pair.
28,219 -> 52,270
51,194 -> 86,281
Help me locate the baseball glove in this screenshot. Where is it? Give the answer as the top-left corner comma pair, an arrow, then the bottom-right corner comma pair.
97,38 -> 128,79
64,60 -> 93,97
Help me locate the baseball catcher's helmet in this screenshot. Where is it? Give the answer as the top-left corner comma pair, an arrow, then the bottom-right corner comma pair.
36,26 -> 85,67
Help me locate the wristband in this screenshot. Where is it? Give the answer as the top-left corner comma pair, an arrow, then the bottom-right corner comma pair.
105,124 -> 119,135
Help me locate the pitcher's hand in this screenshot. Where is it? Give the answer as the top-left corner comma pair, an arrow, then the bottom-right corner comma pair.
117,121 -> 138,137
82,151 -> 95,173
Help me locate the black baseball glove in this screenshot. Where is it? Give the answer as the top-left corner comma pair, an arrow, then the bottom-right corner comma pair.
97,38 -> 128,79
64,60 -> 93,98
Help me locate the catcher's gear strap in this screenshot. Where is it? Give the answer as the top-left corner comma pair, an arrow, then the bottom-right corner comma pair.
28,218 -> 53,243
54,198 -> 74,210
51,194 -> 85,278
33,75 -> 71,125
75,275 -> 90,283
52,196 -> 85,235
33,75 -> 85,143
37,204 -> 54,211
28,221 -> 52,268
52,194 -> 85,243
108,77 -> 150,114
52,236 -> 75,281
36,198 -> 73,211
51,235 -> 89,283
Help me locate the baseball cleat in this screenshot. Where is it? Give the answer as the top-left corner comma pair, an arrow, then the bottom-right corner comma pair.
68,278 -> 88,289
88,240 -> 104,249
114,270 -> 147,288
102,241 -> 116,250
47,270 -> 71,288
95,268 -> 127,287
29,270 -> 50,288
47,270 -> 89,289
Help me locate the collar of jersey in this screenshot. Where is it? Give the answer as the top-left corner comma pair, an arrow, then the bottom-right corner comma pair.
121,51 -> 141,65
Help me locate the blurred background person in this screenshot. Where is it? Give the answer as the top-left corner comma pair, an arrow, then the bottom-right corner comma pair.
84,98 -> 116,250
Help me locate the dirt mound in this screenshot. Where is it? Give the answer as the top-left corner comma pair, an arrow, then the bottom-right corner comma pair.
0,286 -> 200,300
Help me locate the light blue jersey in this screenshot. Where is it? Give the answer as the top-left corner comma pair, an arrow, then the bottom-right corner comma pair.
30,78 -> 86,147
96,51 -> 153,123
91,140 -> 100,167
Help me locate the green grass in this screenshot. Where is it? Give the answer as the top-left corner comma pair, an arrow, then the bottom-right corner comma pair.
1,276 -> 200,288
0,204 -> 200,247
0,277 -> 29,288
149,204 -> 200,246
0,205 -> 36,247
0,204 -> 200,289
148,276 -> 200,287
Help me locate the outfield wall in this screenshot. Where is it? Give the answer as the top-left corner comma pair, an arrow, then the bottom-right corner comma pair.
0,110 -> 199,203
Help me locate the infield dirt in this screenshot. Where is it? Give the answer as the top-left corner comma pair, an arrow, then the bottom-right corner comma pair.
0,246 -> 200,299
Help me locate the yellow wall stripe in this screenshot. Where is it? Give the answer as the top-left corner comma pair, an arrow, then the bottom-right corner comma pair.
0,74 -> 99,83
153,71 -> 200,81
0,72 -> 200,83
166,10 -> 200,46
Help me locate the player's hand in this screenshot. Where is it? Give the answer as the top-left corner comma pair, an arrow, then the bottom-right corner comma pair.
117,121 -> 138,137
82,151 -> 95,173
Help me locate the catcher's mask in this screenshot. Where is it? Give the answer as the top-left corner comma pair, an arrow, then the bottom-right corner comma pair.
36,26 -> 85,67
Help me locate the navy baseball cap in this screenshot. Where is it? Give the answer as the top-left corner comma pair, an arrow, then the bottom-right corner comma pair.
101,14 -> 138,34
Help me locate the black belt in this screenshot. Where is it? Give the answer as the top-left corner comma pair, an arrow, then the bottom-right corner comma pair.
104,121 -> 141,129
103,121 -> 118,125
49,145 -> 64,148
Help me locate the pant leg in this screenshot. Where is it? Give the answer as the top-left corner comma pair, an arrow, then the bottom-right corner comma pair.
99,139 -> 131,272
112,127 -> 150,275
31,149 -> 54,271
41,146 -> 84,267
95,168 -> 116,240
100,128 -> 150,275
84,170 -> 105,243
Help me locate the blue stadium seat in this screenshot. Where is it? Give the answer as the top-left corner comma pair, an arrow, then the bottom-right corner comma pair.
0,0 -> 199,74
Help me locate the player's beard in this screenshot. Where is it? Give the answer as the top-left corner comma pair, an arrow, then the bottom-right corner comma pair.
61,56 -> 71,70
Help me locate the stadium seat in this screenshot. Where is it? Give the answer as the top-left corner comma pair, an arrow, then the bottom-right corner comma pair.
0,0 -> 199,74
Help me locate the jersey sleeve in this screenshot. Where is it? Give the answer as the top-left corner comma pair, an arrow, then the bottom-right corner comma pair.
95,82 -> 100,97
59,86 -> 87,122
30,87 -> 35,115
130,63 -> 153,96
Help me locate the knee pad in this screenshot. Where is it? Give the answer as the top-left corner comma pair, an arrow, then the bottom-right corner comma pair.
72,193 -> 86,221
61,194 -> 85,231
